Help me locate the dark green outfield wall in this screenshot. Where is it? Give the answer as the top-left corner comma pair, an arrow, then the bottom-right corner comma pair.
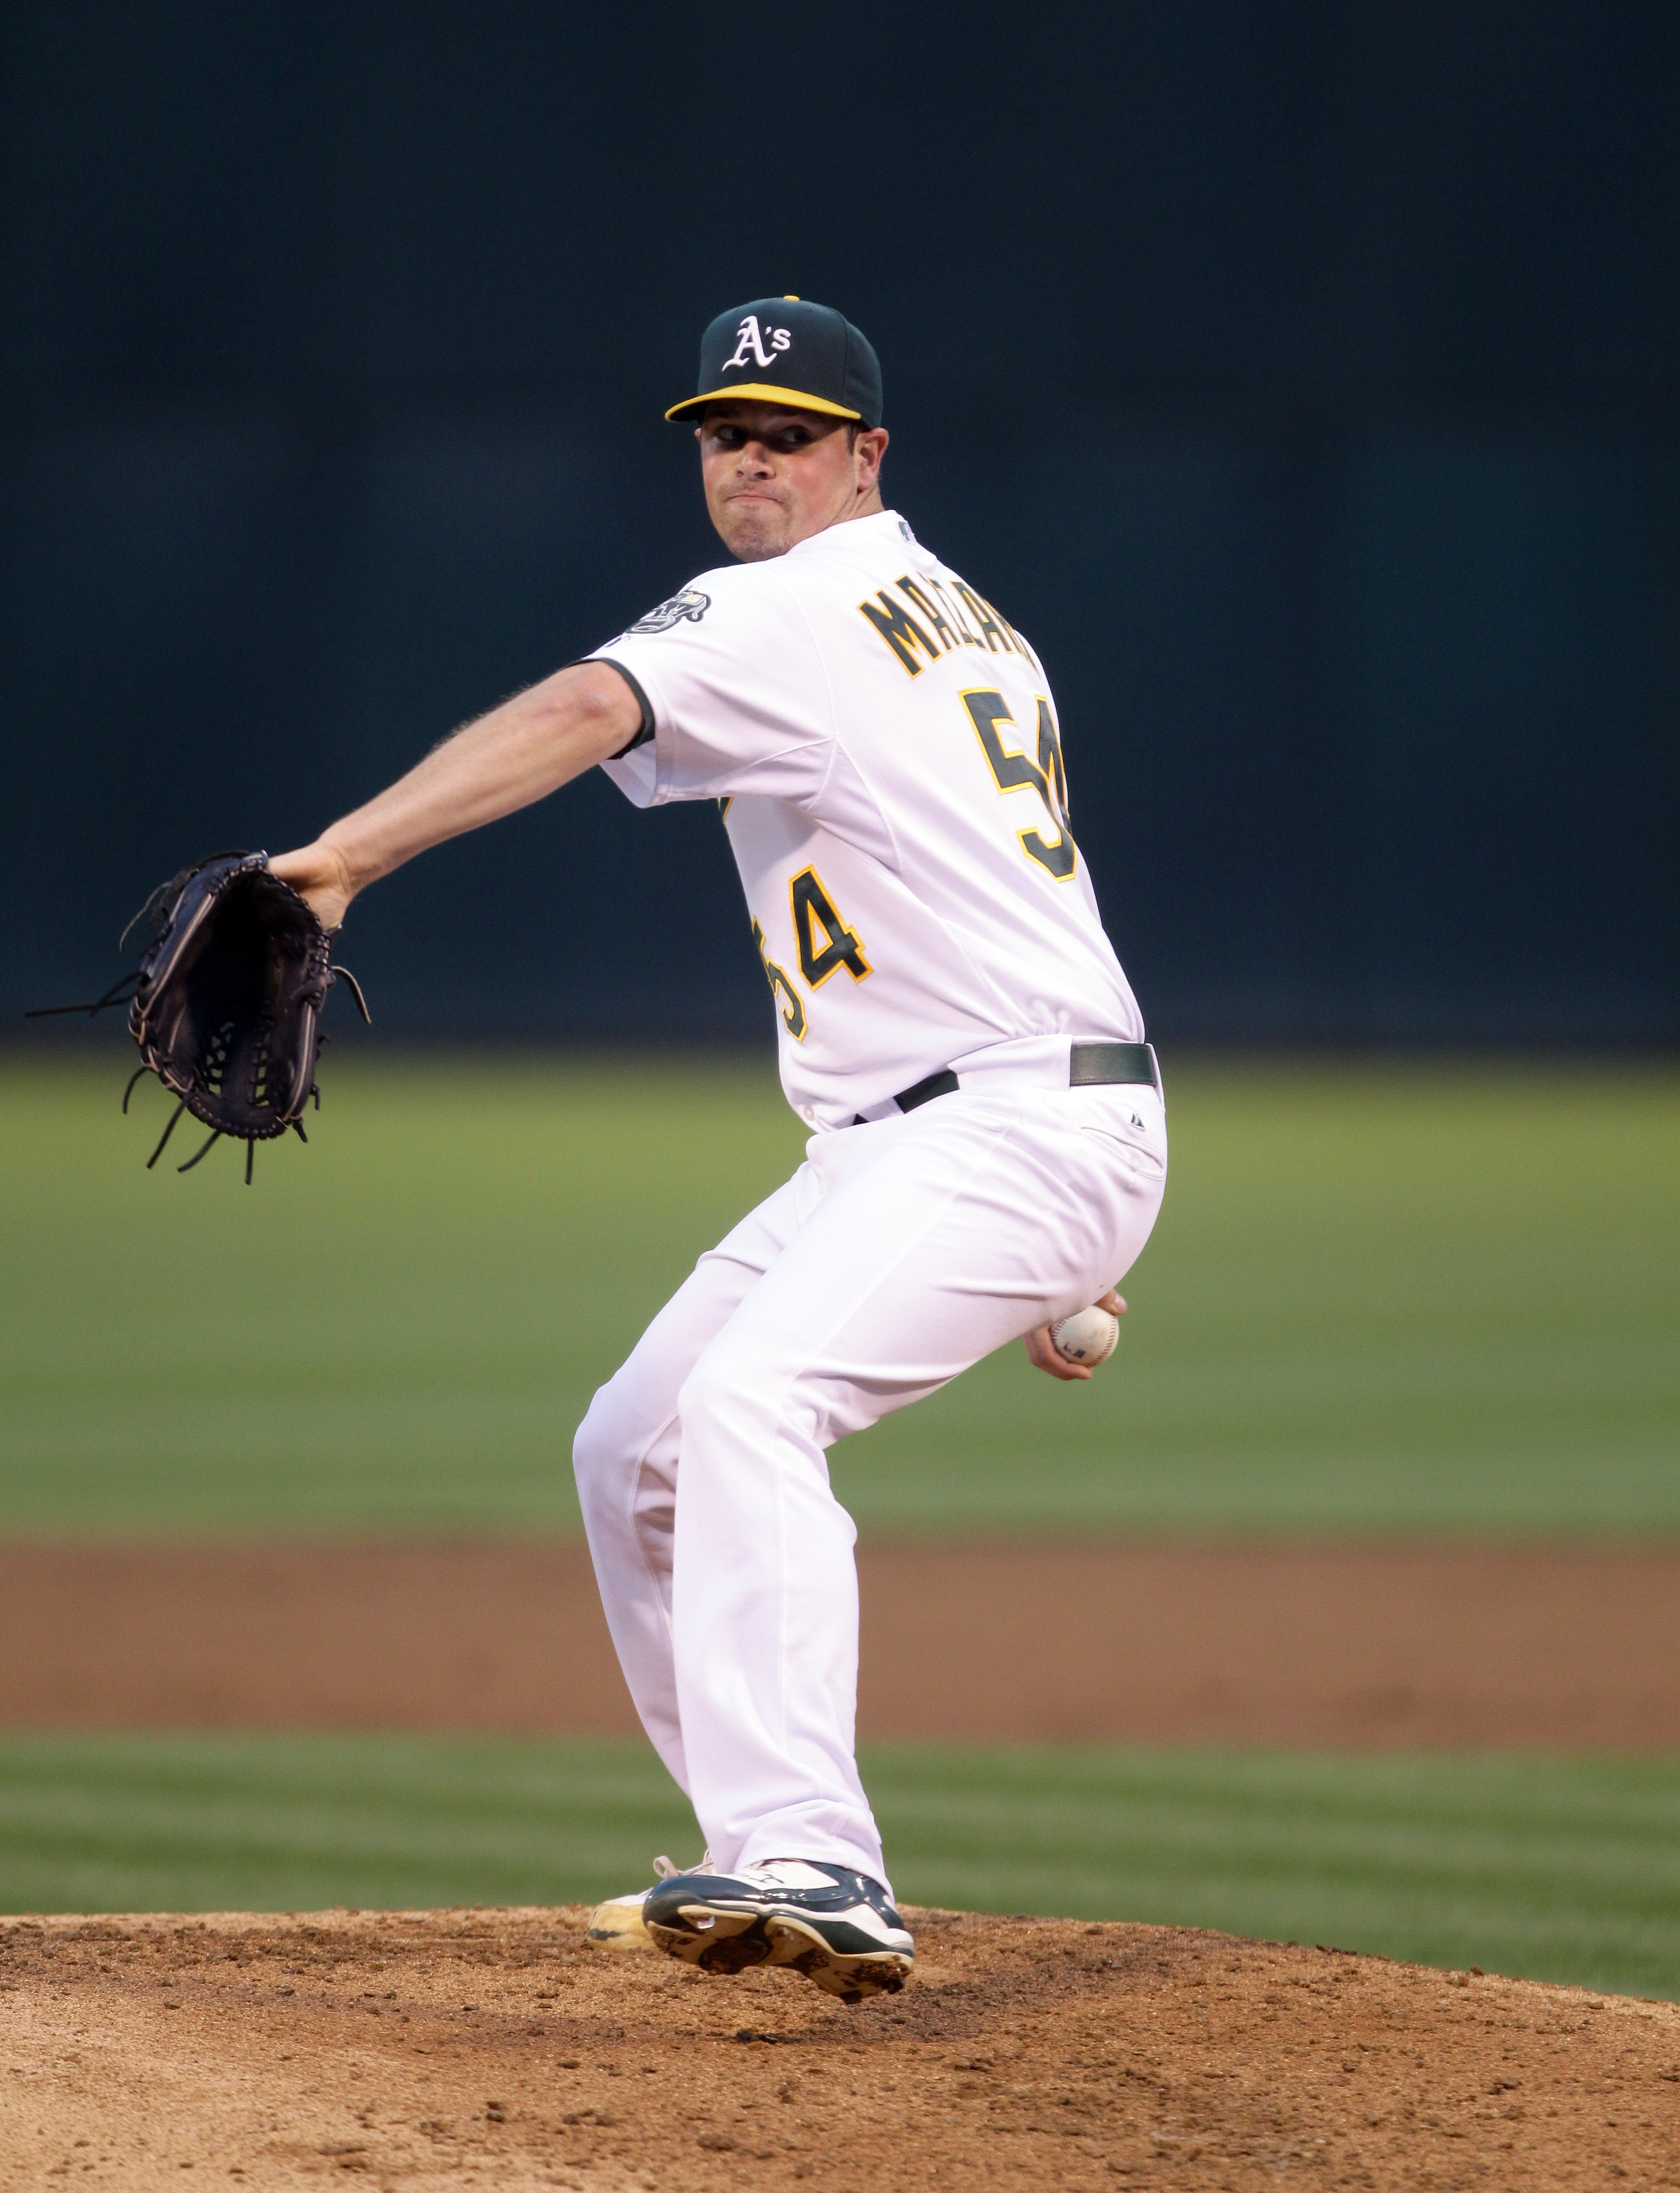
4,2 -> 1676,1040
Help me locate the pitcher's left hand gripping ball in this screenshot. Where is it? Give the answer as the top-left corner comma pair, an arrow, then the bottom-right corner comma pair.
1051,1300 -> 1121,1366
1027,1289 -> 1125,1380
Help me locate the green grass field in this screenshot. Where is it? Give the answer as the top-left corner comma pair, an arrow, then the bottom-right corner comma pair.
2,1050 -> 1675,1536
1,1734 -> 1675,2000
4,1052 -> 1677,1998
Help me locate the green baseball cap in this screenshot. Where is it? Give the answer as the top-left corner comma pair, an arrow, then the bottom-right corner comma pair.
666,296 -> 883,427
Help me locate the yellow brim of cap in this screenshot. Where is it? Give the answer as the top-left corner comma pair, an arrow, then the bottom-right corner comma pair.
664,382 -> 863,423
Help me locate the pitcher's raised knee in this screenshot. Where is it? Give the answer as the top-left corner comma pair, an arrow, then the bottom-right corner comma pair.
572,1380 -> 635,1515
674,1342 -> 762,1453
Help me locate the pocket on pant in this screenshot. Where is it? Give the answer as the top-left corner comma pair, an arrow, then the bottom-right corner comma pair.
1079,1123 -> 1167,1183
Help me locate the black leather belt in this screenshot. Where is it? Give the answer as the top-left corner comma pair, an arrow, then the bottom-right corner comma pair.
1069,1039 -> 1158,1088
865,1041 -> 1158,1122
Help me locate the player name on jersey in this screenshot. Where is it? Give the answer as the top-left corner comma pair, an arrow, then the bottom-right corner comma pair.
857,574 -> 1040,678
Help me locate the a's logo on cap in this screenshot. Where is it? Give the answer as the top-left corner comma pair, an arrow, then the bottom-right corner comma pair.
723,314 -> 793,372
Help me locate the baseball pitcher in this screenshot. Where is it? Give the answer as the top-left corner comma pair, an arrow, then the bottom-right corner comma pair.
272,298 -> 1167,2005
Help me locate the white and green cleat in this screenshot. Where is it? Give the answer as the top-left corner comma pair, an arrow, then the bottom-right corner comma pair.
584,1887 -> 656,1952
585,1854 -> 693,1952
641,1858 -> 914,2004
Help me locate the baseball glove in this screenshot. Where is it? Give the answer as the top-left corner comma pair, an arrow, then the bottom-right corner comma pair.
28,850 -> 369,1182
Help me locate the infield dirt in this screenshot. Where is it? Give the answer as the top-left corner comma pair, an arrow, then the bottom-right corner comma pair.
3,1540 -> 1678,1748
3,1906 -> 1677,2188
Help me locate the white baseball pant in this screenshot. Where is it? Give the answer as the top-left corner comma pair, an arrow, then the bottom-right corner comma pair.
572,1057 -> 1167,1890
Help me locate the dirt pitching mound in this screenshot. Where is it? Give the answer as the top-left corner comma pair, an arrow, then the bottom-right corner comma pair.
3,1909 -> 1676,2188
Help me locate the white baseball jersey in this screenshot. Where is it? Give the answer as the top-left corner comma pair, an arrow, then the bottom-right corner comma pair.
594,509 -> 1144,1131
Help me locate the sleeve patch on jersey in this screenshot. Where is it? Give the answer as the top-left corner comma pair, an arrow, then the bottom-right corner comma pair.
624,587 -> 711,635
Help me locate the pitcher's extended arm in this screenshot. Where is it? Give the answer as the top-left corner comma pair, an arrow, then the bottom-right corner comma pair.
270,662 -> 642,929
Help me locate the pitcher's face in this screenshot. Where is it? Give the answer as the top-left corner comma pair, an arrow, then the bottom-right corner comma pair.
697,402 -> 887,561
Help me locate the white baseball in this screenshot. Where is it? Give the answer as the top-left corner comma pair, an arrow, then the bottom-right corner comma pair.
1051,1303 -> 1119,1366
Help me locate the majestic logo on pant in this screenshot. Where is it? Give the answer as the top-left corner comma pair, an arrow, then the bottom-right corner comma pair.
723,316 -> 793,371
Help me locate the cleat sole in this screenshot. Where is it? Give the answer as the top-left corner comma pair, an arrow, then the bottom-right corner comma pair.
645,1903 -> 913,2001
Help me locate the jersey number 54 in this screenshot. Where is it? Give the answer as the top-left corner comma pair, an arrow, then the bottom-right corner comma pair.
961,689 -> 1076,879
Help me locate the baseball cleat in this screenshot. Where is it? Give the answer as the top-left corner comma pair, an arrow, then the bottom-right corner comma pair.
586,1854 -> 692,1952
585,1887 -> 655,1951
641,1859 -> 914,2004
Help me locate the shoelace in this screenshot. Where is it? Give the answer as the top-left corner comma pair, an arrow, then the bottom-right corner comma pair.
651,1851 -> 711,1881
